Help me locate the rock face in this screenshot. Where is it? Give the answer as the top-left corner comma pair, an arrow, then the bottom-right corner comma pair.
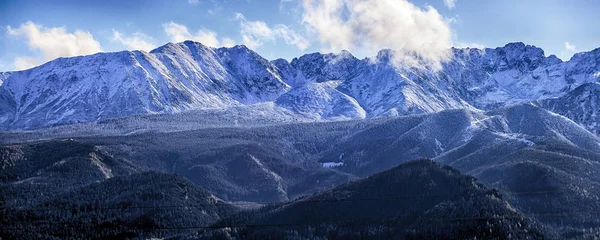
1,41 -> 600,130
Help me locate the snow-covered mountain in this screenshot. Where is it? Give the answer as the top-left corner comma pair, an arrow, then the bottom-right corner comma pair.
1,41 -> 599,130
274,42 -> 599,116
274,42 -> 599,118
0,41 -> 289,129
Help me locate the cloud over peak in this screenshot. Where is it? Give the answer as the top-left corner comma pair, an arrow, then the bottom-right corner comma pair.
300,0 -> 453,68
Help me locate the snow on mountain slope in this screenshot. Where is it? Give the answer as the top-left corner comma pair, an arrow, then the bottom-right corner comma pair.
443,43 -> 571,109
0,72 -> 10,86
271,50 -> 364,88
280,49 -> 475,117
565,47 -> 600,85
316,103 -> 600,177
280,42 -> 600,118
0,41 -> 289,129
275,81 -> 366,120
338,49 -> 475,117
1,41 -> 600,131
535,82 -> 600,136
484,103 -> 600,152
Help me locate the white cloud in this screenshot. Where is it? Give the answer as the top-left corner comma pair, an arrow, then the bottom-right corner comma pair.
190,0 -> 222,15
163,22 -> 192,43
565,42 -> 576,52
300,0 -> 352,51
300,0 -> 453,68
163,22 -> 234,48
443,0 -> 456,9
189,29 -> 220,47
196,30 -> 225,48
13,56 -> 39,71
6,21 -> 103,70
274,25 -> 310,51
279,0 -> 300,15
235,13 -> 309,50
235,13 -> 275,49
112,30 -> 157,51
221,37 -> 236,47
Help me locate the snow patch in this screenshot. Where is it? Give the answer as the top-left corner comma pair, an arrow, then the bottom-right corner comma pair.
434,138 -> 445,153
493,132 -> 535,146
89,152 -> 113,179
322,162 -> 344,168
52,159 -> 67,167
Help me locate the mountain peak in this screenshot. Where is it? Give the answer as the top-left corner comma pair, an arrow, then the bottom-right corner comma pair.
182,40 -> 210,50
497,42 -> 545,58
337,49 -> 354,58
271,58 -> 289,65
231,44 -> 250,50
375,48 -> 394,63
546,54 -> 563,64
502,41 -> 527,49
149,42 -> 178,53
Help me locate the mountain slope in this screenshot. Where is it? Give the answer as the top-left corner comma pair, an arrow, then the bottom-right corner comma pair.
275,81 -> 366,120
317,104 -> 600,176
198,160 -> 548,239
535,82 -> 600,135
1,172 -> 240,239
0,72 -> 9,86
0,139 -> 138,208
2,103 -> 600,238
0,41 -> 289,130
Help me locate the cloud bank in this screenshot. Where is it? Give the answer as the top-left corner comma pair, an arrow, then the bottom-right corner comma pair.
6,21 -> 102,70
300,0 -> 453,68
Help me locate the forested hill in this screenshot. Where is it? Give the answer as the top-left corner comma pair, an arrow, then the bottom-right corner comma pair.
195,160 -> 549,239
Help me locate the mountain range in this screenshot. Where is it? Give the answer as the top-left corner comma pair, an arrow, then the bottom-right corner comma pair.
0,41 -> 599,133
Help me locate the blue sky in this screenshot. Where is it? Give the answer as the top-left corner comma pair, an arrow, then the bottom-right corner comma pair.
1,0 -> 599,71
